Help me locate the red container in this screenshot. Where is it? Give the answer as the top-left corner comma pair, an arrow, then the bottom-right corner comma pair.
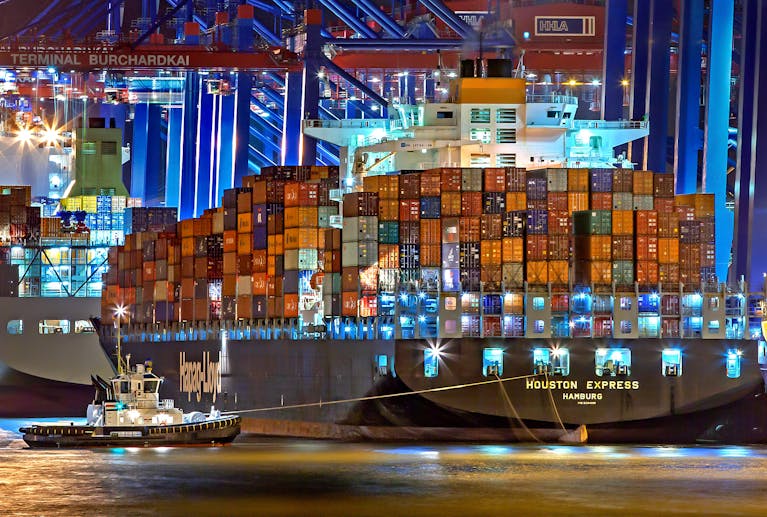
480,214 -> 502,240
399,199 -> 420,221
657,213 -> 680,237
420,170 -> 442,196
399,221 -> 420,244
343,192 -> 379,217
654,197 -> 675,214
635,210 -> 658,235
399,173 -> 420,198
440,168 -> 462,191
612,169 -> 633,193
653,173 -> 675,197
636,260 -> 659,284
459,217 -> 481,242
590,192 -> 613,210
482,316 -> 502,336
526,198 -> 547,211
484,168 -> 506,192
547,192 -> 568,212
526,234 -> 548,261
548,210 -> 571,235
636,236 -> 658,261
548,234 -> 570,257
659,263 -> 680,286
506,168 -> 526,192
612,235 -> 634,260
461,192 -> 482,216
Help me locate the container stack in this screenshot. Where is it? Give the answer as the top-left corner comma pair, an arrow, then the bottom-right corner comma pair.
674,193 -> 716,285
61,192 -> 143,245
0,186 -> 32,244
341,191 -> 379,317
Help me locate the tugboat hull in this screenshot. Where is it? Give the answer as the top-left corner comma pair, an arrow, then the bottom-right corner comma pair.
20,416 -> 241,448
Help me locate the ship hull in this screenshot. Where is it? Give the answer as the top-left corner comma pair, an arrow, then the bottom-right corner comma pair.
111,335 -> 767,444
0,297 -> 116,418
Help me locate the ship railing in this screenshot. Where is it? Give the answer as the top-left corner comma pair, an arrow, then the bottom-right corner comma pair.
569,120 -> 650,131
526,94 -> 578,105
303,119 -> 389,130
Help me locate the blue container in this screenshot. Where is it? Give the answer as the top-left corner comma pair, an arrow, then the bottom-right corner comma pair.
526,176 -> 548,200
252,204 -> 268,226
252,226 -> 268,249
482,294 -> 502,315
526,210 -> 549,234
590,168 -> 614,192
420,197 -> 441,219
155,301 -> 175,321
482,192 -> 506,214
442,243 -> 460,269
283,270 -> 299,294
399,244 -> 420,269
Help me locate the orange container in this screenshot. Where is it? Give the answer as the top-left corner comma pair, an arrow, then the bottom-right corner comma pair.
506,191 -> 526,212
378,244 -> 400,269
420,170 -> 442,196
251,182 -> 267,204
180,219 -> 194,238
567,168 -> 589,191
420,219 -> 441,245
252,249 -> 267,272
441,191 -> 462,216
526,261 -> 548,284
480,240 -> 502,266
590,261 -> 613,284
526,234 -> 548,261
675,193 -> 715,217
502,237 -> 524,263
237,212 -> 252,233
567,192 -> 589,215
237,191 -> 252,213
548,210 -> 570,235
284,228 -> 318,249
284,293 -> 299,318
362,175 -> 380,193
237,233 -> 251,255
461,192 -> 482,216
181,237 -> 195,257
193,217 -> 212,236
341,292 -> 358,317
421,244 -> 441,267
379,199 -> 399,221
658,237 -> 679,264
633,171 -> 654,195
222,274 -> 236,296
267,234 -> 284,255
380,176 -> 399,199
223,231 -> 237,253
548,261 -> 569,285
611,210 -> 634,235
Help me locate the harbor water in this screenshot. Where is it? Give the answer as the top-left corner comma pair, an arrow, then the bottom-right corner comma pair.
2,419 -> 767,516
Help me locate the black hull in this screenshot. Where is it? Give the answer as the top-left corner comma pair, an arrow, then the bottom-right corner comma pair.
20,417 -> 242,448
0,366 -> 95,418
106,335 -> 767,443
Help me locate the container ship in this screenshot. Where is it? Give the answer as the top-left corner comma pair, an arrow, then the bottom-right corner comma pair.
96,69 -> 767,443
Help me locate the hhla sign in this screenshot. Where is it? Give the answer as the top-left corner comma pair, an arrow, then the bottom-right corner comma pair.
534,16 -> 596,37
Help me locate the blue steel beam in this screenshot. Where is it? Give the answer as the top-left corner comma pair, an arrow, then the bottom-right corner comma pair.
703,0 -> 735,281
317,0 -> 379,39
602,0 -> 627,121
733,0 -> 762,285
644,0 -> 672,172
38,1 -> 99,37
9,0 -> 66,38
629,0 -> 650,166
132,0 -> 191,49
354,0 -> 406,38
674,0 -> 704,193
418,0 -> 472,38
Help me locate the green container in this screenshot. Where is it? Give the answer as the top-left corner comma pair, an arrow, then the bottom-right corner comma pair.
573,210 -> 612,235
378,221 -> 399,244
612,260 -> 634,286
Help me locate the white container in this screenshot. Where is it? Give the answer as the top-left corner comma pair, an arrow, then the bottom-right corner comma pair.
342,216 -> 379,243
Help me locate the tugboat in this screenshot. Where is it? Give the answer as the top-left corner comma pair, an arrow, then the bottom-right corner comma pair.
20,350 -> 241,448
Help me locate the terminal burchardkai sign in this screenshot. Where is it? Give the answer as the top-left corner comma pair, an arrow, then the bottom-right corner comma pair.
0,47 -> 298,70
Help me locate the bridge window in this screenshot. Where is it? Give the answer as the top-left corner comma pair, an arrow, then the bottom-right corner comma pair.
662,348 -> 682,377
596,348 -> 631,377
74,320 -> 96,333
532,297 -> 545,311
496,128 -> 517,143
424,348 -> 439,378
6,320 -> 23,335
436,111 -> 454,119
39,320 -> 70,335
533,319 -> 545,333
483,348 -> 504,376
708,320 -> 721,334
496,108 -> 517,123
470,108 -> 491,123
470,128 -> 491,144
470,154 -> 491,166
546,110 -> 560,119
496,153 -> 517,167
726,350 -> 742,379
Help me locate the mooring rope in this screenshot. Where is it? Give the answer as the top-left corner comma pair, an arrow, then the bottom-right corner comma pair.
221,373 -> 539,415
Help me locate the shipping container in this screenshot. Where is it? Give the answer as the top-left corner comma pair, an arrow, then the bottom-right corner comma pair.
573,210 -> 611,235
505,168 -> 526,192
441,191 -> 461,216
633,171 -> 654,195
461,192 -> 482,216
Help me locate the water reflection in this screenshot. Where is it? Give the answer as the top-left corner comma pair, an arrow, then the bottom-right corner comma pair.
1,420 -> 767,515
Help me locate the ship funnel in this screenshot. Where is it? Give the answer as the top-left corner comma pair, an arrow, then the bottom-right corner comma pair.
460,59 -> 476,78
486,59 -> 513,78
